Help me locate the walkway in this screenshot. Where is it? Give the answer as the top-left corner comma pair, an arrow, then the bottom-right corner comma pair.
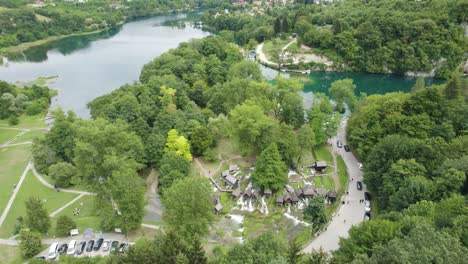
303,118 -> 367,253
0,162 -> 32,227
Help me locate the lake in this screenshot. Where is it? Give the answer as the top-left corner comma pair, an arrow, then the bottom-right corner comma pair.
1,13 -> 444,118
0,14 -> 209,117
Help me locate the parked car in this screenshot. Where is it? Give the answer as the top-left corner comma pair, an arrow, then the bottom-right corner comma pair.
58,243 -> 68,255
364,191 -> 371,201
94,238 -> 104,251
337,140 -> 343,148
356,181 -> 363,190
86,240 -> 95,252
110,241 -> 119,253
102,240 -> 110,252
365,200 -> 371,212
67,240 -> 76,255
76,241 -> 86,255
118,242 -> 128,253
47,243 -> 59,260
344,145 -> 351,152
358,163 -> 363,170
364,211 -> 371,220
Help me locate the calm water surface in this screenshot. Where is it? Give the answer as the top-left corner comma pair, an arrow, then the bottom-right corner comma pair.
0,14 -> 209,117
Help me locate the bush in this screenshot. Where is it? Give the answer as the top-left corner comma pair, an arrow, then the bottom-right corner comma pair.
48,162 -> 77,188
19,229 -> 42,258
8,114 -> 19,125
55,215 -> 77,237
25,101 -> 44,115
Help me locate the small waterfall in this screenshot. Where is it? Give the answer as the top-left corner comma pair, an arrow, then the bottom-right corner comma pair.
283,212 -> 311,226
259,196 -> 269,215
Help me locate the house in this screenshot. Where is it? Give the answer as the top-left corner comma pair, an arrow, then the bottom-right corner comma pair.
214,203 -> 223,214
302,186 -> 315,198
251,189 -> 259,200
212,195 -> 220,204
244,188 -> 252,199
314,161 -> 328,172
276,195 -> 283,206
290,192 -> 299,204
285,185 -> 294,193
221,170 -> 230,178
232,188 -> 242,198
283,193 -> 292,205
263,188 -> 272,196
295,188 -> 304,199
224,174 -> 238,186
327,190 -> 337,203
315,188 -> 328,197
229,164 -> 240,173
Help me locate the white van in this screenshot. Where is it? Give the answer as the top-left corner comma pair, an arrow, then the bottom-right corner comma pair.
47,242 -> 59,259
67,240 -> 77,255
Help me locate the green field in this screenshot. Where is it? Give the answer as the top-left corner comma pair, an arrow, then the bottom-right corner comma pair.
53,195 -> 101,234
0,171 -> 77,238
0,114 -> 46,129
0,145 -> 31,215
337,156 -> 348,194
0,129 -> 21,145
263,38 -> 292,63
314,144 -> 333,163
0,245 -> 24,264
10,129 -> 46,144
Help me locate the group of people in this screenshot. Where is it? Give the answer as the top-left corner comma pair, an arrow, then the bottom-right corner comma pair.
73,208 -> 81,216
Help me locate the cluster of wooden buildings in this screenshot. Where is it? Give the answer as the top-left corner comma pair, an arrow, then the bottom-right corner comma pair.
276,185 -> 337,206
221,165 -> 241,187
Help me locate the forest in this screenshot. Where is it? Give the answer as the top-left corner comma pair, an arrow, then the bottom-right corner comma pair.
202,0 -> 467,77
0,0 -> 230,49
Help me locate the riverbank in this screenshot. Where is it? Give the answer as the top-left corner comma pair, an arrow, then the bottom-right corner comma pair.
0,22 -> 124,57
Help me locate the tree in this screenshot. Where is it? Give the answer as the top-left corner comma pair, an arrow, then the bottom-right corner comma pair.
144,132 -> 166,167
25,197 -> 50,234
434,168 -> 465,199
55,215 -> 77,236
159,152 -> 191,194
444,73 -> 462,99
165,129 -> 192,161
45,109 -> 76,163
388,176 -> 434,210
32,137 -> 57,174
251,143 -> 287,191
411,77 -> 425,93
303,196 -> 327,228
48,162 -> 77,188
287,238 -> 303,264
329,79 -> 356,113
189,126 -> 213,157
228,101 -> 274,154
274,18 -> 282,34
163,177 -> 213,239
282,18 -> 289,33
19,229 -> 42,258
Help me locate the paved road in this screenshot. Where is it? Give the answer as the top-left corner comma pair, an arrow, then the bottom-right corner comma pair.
303,118 -> 367,253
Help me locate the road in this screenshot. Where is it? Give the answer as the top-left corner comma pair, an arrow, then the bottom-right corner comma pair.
303,118 -> 367,253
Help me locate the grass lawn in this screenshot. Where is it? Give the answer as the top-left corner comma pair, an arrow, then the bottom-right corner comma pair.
10,129 -> 46,144
0,171 -> 78,238
0,245 -> 24,264
263,38 -> 292,62
0,145 -> 31,215
322,176 -> 335,190
53,195 -> 100,234
314,145 -> 333,164
0,114 -> 46,129
337,156 -> 348,194
0,129 -> 21,145
312,176 -> 322,187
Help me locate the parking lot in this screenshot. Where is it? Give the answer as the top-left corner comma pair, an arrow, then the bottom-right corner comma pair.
36,232 -> 126,259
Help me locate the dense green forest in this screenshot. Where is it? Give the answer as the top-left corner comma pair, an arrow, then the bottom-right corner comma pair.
0,80 -> 53,124
0,0 -> 230,49
202,0 -> 467,77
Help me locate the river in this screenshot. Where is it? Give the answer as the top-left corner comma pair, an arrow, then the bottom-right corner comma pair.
0,14 -> 444,118
0,14 -> 209,118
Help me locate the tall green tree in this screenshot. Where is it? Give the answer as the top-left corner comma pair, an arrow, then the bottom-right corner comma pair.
55,215 -> 77,237
444,73 -> 462,99
303,195 -> 327,229
25,197 -> 50,234
165,129 -> 192,161
274,18 -> 282,34
163,177 -> 213,239
48,162 -> 77,188
251,143 -> 287,191
18,229 -> 42,258
329,78 -> 356,113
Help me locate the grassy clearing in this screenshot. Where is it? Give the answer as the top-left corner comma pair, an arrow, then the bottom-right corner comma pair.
0,128 -> 20,145
0,171 -> 78,238
263,38 -> 292,62
10,129 -> 46,144
314,144 -> 333,163
0,245 -> 24,264
322,176 -> 335,190
53,195 -> 100,234
337,156 -> 348,194
127,226 -> 160,241
0,114 -> 46,129
0,145 -> 31,215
